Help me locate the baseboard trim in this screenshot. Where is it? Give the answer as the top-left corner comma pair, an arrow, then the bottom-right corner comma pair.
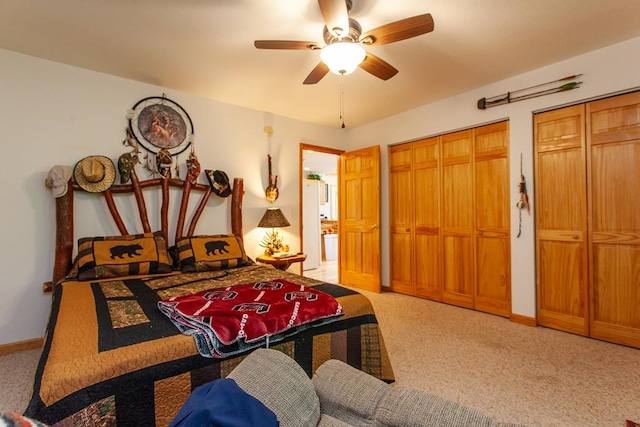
0,337 -> 43,356
510,313 -> 537,327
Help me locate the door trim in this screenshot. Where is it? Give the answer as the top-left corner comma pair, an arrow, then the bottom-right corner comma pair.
299,143 -> 344,276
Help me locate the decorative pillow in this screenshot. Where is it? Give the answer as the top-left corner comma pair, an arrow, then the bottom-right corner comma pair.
176,234 -> 251,272
75,231 -> 172,280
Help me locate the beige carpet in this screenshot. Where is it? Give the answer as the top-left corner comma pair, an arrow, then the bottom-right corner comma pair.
1,291 -> 639,426
0,348 -> 40,413
361,290 -> 640,427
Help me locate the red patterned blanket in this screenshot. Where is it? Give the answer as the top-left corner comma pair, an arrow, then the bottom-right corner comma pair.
158,279 -> 344,358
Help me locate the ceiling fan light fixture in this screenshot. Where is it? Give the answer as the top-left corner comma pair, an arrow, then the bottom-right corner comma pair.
320,41 -> 366,75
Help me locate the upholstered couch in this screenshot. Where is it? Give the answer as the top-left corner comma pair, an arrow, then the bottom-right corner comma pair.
227,348 -> 526,427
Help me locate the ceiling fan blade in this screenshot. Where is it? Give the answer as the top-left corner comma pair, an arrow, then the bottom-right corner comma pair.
303,62 -> 330,85
318,0 -> 349,37
361,13 -> 434,46
254,40 -> 321,50
359,53 -> 398,81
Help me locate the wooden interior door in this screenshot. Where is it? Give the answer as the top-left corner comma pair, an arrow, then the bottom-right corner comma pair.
389,144 -> 414,294
441,130 -> 474,308
339,145 -> 381,292
534,105 -> 589,336
587,92 -> 640,348
413,138 -> 442,300
474,121 -> 511,316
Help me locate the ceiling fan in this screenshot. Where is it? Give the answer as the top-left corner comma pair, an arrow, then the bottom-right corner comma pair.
254,0 -> 434,84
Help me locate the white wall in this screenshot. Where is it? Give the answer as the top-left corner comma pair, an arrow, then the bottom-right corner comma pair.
345,36 -> 640,319
0,49 -> 344,345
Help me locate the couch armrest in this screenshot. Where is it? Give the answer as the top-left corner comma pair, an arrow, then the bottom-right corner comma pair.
313,359 -> 389,425
228,348 -> 320,427
318,414 -> 355,427
377,386 -> 507,427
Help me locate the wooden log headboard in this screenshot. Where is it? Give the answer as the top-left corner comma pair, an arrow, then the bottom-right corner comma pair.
46,166 -> 244,291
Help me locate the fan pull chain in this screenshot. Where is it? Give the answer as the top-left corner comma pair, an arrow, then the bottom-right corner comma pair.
339,74 -> 346,129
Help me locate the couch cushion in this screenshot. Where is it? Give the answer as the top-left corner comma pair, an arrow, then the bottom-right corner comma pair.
376,386 -> 499,427
318,414 -> 355,427
313,359 -> 389,426
227,348 -> 320,427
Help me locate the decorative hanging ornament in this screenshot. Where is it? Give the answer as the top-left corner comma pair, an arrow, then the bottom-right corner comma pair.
265,154 -> 279,202
156,149 -> 173,179
118,128 -> 141,184
478,74 -> 583,110
516,153 -> 530,238
118,152 -> 137,184
186,151 -> 201,184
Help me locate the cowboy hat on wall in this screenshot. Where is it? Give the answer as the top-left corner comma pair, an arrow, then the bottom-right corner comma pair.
74,155 -> 116,193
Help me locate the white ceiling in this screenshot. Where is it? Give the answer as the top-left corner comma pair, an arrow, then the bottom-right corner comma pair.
2,0 -> 640,129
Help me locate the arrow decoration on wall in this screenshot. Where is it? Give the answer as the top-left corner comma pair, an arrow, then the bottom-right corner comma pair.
477,74 -> 583,110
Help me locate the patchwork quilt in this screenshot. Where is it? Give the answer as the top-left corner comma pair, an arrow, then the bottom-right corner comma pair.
25,265 -> 394,427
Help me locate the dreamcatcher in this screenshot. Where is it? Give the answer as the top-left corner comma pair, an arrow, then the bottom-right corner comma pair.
125,94 -> 195,180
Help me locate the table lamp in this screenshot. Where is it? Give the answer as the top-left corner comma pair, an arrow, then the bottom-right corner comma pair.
257,207 -> 290,255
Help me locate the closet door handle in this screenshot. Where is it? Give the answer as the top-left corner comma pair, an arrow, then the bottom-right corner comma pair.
371,224 -> 379,229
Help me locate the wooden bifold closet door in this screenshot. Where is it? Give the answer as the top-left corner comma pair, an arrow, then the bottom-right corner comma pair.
534,91 -> 640,348
389,121 -> 511,317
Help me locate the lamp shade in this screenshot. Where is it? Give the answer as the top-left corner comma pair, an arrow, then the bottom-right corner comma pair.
258,207 -> 290,228
320,41 -> 366,75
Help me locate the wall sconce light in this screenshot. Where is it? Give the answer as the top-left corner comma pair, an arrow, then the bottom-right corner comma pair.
257,207 -> 290,255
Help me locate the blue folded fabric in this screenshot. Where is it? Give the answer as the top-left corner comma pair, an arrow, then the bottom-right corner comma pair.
169,378 -> 279,427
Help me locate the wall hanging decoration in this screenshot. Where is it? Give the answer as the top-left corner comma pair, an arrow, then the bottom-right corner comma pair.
185,149 -> 201,185
127,94 -> 194,178
516,153 -> 530,238
117,128 -> 141,184
265,154 -> 279,202
155,148 -> 173,179
117,151 -> 138,184
477,74 -> 583,110
205,169 -> 232,198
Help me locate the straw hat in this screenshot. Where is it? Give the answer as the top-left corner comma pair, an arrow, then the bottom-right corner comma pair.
73,155 -> 116,193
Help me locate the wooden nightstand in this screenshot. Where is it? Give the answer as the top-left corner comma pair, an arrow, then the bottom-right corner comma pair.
256,253 -> 307,271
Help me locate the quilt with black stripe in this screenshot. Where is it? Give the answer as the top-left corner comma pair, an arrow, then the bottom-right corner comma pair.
25,265 -> 394,427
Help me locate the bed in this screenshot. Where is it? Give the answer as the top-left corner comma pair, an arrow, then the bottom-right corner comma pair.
25,160 -> 394,426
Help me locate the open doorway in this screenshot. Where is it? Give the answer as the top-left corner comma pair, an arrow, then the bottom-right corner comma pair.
299,144 -> 343,284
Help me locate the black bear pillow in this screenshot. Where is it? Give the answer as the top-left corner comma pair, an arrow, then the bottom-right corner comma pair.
175,234 -> 252,273
75,231 -> 172,281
